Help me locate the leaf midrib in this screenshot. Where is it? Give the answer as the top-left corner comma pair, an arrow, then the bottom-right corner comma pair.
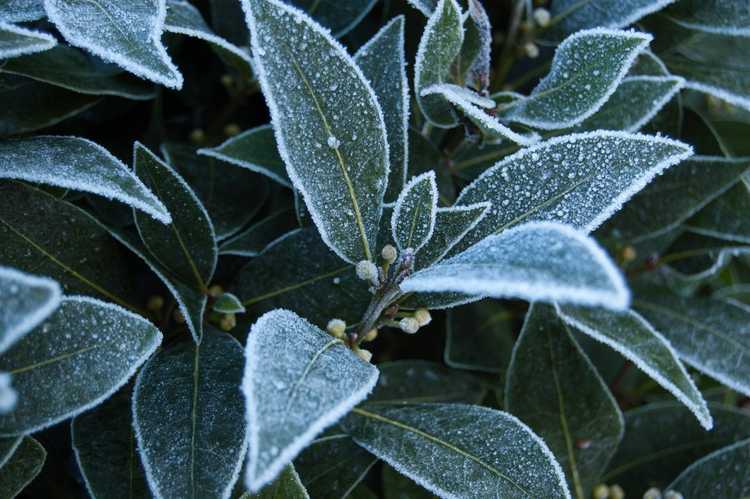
242,266 -> 349,306
283,339 -> 343,421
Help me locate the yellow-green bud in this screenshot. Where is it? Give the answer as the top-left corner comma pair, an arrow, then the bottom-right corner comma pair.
220,74 -> 234,87
399,317 -> 420,334
621,245 -> 637,263
363,328 -> 378,342
355,260 -> 378,283
208,284 -> 224,298
381,244 -> 398,264
224,123 -> 241,137
610,485 -> 625,499
189,128 -> 206,144
592,484 -> 609,499
643,488 -> 662,499
220,313 -> 237,331
663,492 -> 683,499
524,42 -> 540,59
355,348 -> 373,363
147,295 -> 164,312
533,8 -> 551,27
326,319 -> 347,339
414,308 -> 432,327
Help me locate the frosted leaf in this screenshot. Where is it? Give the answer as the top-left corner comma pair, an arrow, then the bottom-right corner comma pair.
0,183 -> 145,309
546,0 -> 676,39
0,266 -> 61,354
0,437 -> 45,497
213,292 -> 246,314
198,125 -> 291,188
43,0 -> 183,88
0,437 -> 21,469
604,402 -> 750,495
667,438 -> 750,497
445,300 -> 515,373
664,0 -> 750,37
400,222 -> 630,310
501,29 -> 652,130
599,156 -> 749,243
133,331 -> 247,499
463,0 -> 492,94
1,46 -> 157,100
220,210 -> 296,257
354,16 -> 409,203
133,143 -> 217,301
71,389 -> 149,499
242,0 -> 390,264
577,76 -> 684,132
0,0 -> 45,23
453,131 -> 693,252
285,0 -> 376,37
557,305 -> 712,430
0,21 -> 55,59
634,288 -> 750,397
391,172 -> 438,252
108,226 -> 207,345
242,465 -> 310,498
230,228 -> 371,327
404,0 -> 437,17
243,309 -> 378,491
422,84 -> 541,146
506,304 -> 624,498
164,0 -> 253,79
343,403 -> 571,499
413,0 -> 464,128
687,179 -> 750,243
0,296 -> 162,436
416,202 -> 490,270
0,136 -> 171,223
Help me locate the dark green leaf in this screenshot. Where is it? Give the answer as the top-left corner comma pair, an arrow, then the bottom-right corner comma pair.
0,21 -> 55,59
213,292 -> 246,314
392,172 -> 438,253
666,438 -> 750,497
416,202 -> 489,270
686,177 -> 750,243
220,210 -> 296,257
243,464 -> 310,498
286,0 -> 376,37
0,437 -> 45,498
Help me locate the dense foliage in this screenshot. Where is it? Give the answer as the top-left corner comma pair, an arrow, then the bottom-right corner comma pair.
1,0 -> 749,498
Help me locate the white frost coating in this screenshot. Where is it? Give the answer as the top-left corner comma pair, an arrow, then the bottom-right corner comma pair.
348,404 -> 571,499
0,266 -> 61,354
418,202 -> 491,269
402,222 -> 630,310
0,135 -> 171,223
556,306 -> 713,430
620,76 -> 684,132
0,21 -> 56,59
422,84 -> 540,146
163,0 -> 253,74
243,309 -> 379,491
0,0 -> 47,23
684,80 -> 750,113
240,0 -> 390,264
548,0 -> 677,36
391,171 -> 438,252
664,0 -> 750,38
43,0 -> 183,89
503,28 -> 652,130
404,0 -> 436,17
0,296 -> 163,436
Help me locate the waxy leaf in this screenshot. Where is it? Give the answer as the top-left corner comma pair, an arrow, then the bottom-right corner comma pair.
44,0 -> 183,88
0,183 -> 144,311
0,21 -> 55,59
231,229 -> 370,327
667,438 -> 750,497
577,75 -> 684,132
198,125 -> 290,188
0,0 -> 45,23
0,437 -> 21,469
220,210 -> 296,257
243,0 -> 390,264
423,84 -> 540,145
133,331 -> 247,499
546,0 -> 676,38
416,202 -> 490,270
506,304 -> 624,499
133,143 -> 217,296
501,29 -> 652,130
604,402 -> 750,496
686,178 -> 750,243
454,131 -> 694,252
405,0 -> 437,17
72,389 -> 149,499
401,222 -> 630,311
243,309 -> 379,491
382,465 -> 433,499
414,0 -> 464,128
245,464 -> 310,498
1,45 -> 157,100
164,0 -> 253,79
0,136 -> 171,223
463,0 -> 492,94
0,266 -> 60,354
213,292 -> 246,314
343,403 -> 571,499
354,16 -> 409,203
392,172 -> 438,253
0,296 -> 162,435
634,288 -> 750,396
664,0 -> 750,37
558,305 -> 712,430
287,0 -> 376,37
0,437 -> 45,498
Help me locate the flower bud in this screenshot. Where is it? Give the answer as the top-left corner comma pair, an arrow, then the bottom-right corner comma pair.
189,128 -> 206,144
220,313 -> 237,331
643,488 -> 662,499
592,484 -> 609,499
610,485 -> 625,499
381,244 -> 397,264
326,319 -> 347,339
355,348 -> 373,363
224,123 -> 241,137
208,284 -> 224,298
621,245 -> 637,263
524,42 -> 540,59
663,492 -> 683,499
399,317 -> 420,334
363,328 -> 378,342
533,8 -> 551,27
414,308 -> 432,327
147,295 -> 164,312
220,74 -> 234,88
355,260 -> 378,283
